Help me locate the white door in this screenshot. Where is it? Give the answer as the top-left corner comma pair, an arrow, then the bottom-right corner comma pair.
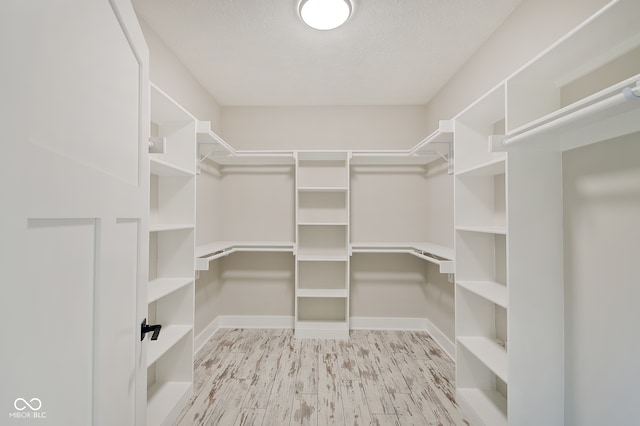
1,1 -> 149,425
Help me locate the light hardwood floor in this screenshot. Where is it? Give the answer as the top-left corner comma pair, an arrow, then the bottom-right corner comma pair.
176,329 -> 470,426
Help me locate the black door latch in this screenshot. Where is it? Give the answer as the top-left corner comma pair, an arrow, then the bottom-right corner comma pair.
141,318 -> 162,341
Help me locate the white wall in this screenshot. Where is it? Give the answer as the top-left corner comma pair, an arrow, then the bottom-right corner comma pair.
138,18 -> 222,130
562,132 -> 640,426
424,0 -> 610,132
221,105 -> 429,150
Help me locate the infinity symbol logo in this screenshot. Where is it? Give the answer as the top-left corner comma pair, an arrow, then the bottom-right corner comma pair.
14,398 -> 42,411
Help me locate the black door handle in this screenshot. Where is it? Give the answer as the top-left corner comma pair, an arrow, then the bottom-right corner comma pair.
141,318 -> 162,341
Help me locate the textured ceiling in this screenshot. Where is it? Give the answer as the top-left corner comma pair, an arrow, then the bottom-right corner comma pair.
133,0 -> 522,106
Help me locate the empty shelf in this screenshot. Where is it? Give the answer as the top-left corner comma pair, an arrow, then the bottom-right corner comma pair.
351,242 -> 454,273
297,289 -> 348,298
148,278 -> 193,303
457,388 -> 507,426
150,157 -> 196,177
147,381 -> 192,426
146,325 -> 192,367
457,280 -> 508,308
458,336 -> 508,383
149,224 -> 194,233
456,225 -> 507,235
196,241 -> 295,270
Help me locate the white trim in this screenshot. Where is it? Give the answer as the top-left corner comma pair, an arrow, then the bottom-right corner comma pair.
456,390 -> 487,426
349,316 -> 429,331
217,315 -> 295,330
194,316 -> 220,354
194,315 -> 454,361
423,317 -> 456,361
350,316 -> 455,360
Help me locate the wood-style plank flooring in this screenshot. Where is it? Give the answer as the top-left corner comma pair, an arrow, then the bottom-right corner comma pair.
176,329 -> 470,426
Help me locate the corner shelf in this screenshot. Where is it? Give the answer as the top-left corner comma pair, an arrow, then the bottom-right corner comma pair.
351,242 -> 455,274
196,121 -> 295,166
195,241 -> 295,271
350,120 -> 453,170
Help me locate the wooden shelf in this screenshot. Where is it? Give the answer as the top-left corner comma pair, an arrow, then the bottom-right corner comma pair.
195,241 -> 295,270
149,224 -> 194,233
148,278 -> 193,303
150,157 -> 196,177
297,254 -> 349,262
457,388 -> 507,426
146,325 -> 192,367
458,337 -> 508,383
457,280 -> 508,308
297,289 -> 348,298
297,222 -> 348,226
297,186 -> 348,192
456,225 -> 507,235
147,381 -> 192,426
351,242 -> 454,273
455,157 -> 505,177
350,120 -> 453,166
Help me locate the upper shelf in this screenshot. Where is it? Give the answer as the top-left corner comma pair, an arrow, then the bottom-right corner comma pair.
197,121 -> 295,166
498,76 -> 640,152
351,241 -> 454,274
351,120 -> 453,166
502,0 -> 640,145
195,241 -> 295,270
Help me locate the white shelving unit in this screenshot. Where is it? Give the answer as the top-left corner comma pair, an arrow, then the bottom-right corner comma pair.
454,82 -> 509,426
453,1 -> 640,424
295,151 -> 351,339
147,83 -> 196,426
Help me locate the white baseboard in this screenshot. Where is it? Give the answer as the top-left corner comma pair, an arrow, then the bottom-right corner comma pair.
195,315 -> 454,361
194,316 -> 220,354
349,316 -> 430,331
423,317 -> 456,361
217,315 -> 295,329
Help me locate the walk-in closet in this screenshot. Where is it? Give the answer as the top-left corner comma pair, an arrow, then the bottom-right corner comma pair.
4,0 -> 639,425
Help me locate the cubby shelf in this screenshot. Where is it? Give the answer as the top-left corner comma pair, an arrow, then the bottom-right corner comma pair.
455,157 -> 505,177
456,226 -> 507,235
457,336 -> 508,383
146,325 -> 193,367
297,186 -> 348,192
457,280 -> 508,308
147,382 -> 192,426
297,289 -> 348,298
457,389 -> 508,426
150,157 -> 196,177
149,224 -> 195,233
148,278 -> 193,303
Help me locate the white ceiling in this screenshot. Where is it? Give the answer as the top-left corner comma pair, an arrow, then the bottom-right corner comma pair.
133,0 -> 522,106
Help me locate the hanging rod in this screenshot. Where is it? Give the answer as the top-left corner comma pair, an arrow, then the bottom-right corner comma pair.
502,81 -> 640,148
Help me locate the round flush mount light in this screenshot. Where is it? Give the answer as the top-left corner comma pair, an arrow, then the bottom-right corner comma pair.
299,0 -> 352,31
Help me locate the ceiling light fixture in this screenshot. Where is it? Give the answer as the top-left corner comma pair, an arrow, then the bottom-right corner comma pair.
299,0 -> 352,31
